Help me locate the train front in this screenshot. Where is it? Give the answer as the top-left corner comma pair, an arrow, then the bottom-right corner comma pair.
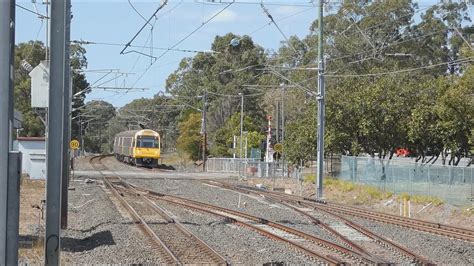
133,129 -> 161,166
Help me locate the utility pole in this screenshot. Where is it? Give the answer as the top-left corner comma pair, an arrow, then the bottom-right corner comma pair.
61,0 -> 71,230
280,83 -> 285,159
239,93 -> 244,158
316,0 -> 325,199
0,1 -> 17,264
45,0 -> 66,264
202,89 -> 207,172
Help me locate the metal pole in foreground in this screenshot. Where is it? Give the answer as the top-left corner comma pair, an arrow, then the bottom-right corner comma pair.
239,93 -> 244,158
316,0 -> 325,199
45,0 -> 66,264
61,0 -> 71,229
202,89 -> 207,172
0,1 -> 15,263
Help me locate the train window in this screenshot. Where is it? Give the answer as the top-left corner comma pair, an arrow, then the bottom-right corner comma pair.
137,137 -> 159,148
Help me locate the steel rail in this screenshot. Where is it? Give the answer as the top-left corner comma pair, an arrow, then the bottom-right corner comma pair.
292,199 -> 434,265
318,203 -> 474,242
227,182 -> 474,242
128,183 -> 373,265
91,156 -> 228,265
117,181 -> 229,265
203,181 -> 435,264
102,176 -> 180,265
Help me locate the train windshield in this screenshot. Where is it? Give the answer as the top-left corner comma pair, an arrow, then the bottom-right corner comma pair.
137,137 -> 159,148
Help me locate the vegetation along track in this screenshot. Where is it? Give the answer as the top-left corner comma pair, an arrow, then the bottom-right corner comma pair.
90,155 -> 228,265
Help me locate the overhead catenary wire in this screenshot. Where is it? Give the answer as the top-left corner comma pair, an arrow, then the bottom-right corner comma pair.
120,0 -> 169,55
16,3 -> 49,19
325,57 -> 474,78
128,0 -> 153,26
132,0 -> 235,87
260,3 -> 300,56
71,40 -> 219,54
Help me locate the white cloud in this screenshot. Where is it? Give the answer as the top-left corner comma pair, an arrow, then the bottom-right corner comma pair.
210,9 -> 238,23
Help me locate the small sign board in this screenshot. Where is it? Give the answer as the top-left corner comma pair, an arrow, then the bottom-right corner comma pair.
70,140 -> 80,150
274,143 -> 283,153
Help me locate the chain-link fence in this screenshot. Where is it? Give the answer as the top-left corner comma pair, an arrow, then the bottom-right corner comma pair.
338,155 -> 473,206
206,158 -> 296,178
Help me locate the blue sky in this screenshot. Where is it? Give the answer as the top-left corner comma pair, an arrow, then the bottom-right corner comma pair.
15,0 -> 473,107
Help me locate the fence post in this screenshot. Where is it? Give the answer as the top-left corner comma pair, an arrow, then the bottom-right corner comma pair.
427,164 -> 431,197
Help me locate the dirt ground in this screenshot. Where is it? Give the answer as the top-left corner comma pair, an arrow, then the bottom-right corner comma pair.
18,178 -> 45,264
243,177 -> 474,230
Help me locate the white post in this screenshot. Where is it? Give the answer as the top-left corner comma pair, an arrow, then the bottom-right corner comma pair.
233,135 -> 236,159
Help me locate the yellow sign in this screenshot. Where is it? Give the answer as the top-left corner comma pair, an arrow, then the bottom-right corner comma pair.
274,143 -> 283,153
70,139 -> 80,150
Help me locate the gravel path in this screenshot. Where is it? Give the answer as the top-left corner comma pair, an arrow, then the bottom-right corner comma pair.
61,178 -> 164,264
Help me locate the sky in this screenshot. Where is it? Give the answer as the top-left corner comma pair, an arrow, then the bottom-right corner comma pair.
14,0 -> 473,108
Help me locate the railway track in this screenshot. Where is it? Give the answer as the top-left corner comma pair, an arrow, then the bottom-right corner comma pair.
202,181 -> 442,264
91,156 -> 228,265
127,182 -> 378,265
91,156 -> 370,264
223,182 -> 474,243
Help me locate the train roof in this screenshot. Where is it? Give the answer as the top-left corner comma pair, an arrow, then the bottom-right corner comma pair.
115,129 -> 160,138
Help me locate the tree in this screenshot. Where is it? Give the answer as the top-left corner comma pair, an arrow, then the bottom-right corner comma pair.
166,33 -> 267,135
176,113 -> 202,161
211,112 -> 264,157
14,41 -> 90,138
80,100 -> 116,153
284,102 -> 316,165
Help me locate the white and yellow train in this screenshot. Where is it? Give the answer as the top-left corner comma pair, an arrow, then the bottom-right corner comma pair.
113,129 -> 161,166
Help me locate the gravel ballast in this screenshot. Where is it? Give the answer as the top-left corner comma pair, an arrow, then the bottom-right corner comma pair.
62,178 -> 164,264
69,157 -> 473,264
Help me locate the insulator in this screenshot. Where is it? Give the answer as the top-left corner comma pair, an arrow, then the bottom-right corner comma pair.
21,59 -> 33,73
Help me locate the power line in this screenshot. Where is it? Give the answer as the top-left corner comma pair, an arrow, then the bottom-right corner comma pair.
193,0 -> 315,7
71,40 -> 219,54
260,3 -> 300,56
15,4 -> 49,19
128,0 -> 153,26
132,0 -> 235,87
120,0 -> 169,55
326,57 -> 474,78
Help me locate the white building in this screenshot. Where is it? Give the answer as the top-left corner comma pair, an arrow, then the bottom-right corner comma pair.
13,137 -> 46,179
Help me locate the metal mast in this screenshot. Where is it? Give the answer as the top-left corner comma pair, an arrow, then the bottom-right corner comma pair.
316,0 -> 325,199
45,0 -> 66,264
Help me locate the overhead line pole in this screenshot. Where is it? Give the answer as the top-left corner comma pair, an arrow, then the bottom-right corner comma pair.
61,0 -> 71,230
45,0 -> 66,264
239,93 -> 244,158
316,0 -> 325,199
0,1 -> 15,264
7,1 -> 21,265
202,89 -> 207,172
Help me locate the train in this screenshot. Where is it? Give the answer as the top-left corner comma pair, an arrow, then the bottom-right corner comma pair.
113,129 -> 161,166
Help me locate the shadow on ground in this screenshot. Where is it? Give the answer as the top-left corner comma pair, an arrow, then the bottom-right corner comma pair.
62,230 -> 115,252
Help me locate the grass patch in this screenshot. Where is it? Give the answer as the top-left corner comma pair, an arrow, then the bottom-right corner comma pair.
303,174 -> 316,184
397,193 -> 444,206
324,179 -> 356,192
322,178 -> 392,203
